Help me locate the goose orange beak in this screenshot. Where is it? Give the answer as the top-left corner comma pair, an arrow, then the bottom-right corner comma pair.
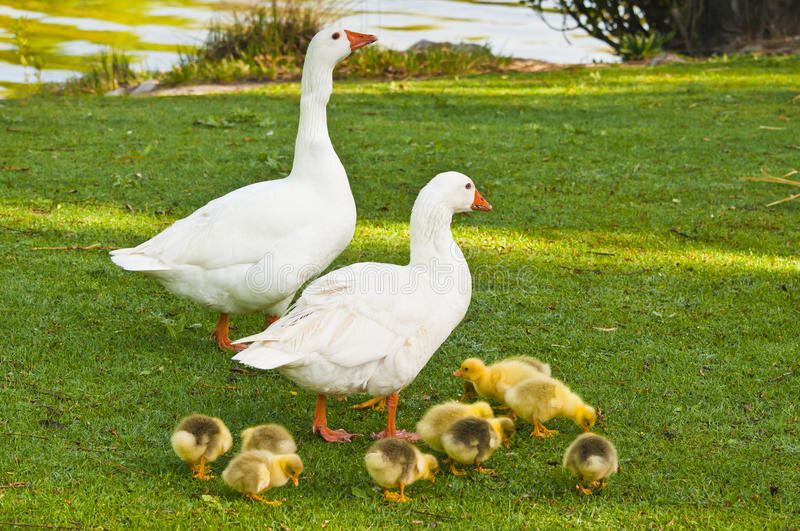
345,30 -> 378,51
471,190 -> 492,211
291,476 -> 299,486
453,369 -> 462,377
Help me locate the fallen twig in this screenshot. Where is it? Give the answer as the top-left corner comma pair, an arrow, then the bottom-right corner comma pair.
588,251 -> 615,256
11,380 -> 72,401
741,169 -> 800,206
0,524 -> 78,530
3,432 -> 51,440
559,266 -> 652,276
30,244 -> 118,252
559,265 -> 603,274
618,268 -> 652,275
768,370 -> 793,383
84,455 -> 151,476
410,509 -> 456,521
669,228 -> 697,240
199,384 -> 241,390
766,192 -> 800,207
0,166 -> 31,173
67,445 -> 118,453
0,482 -> 32,489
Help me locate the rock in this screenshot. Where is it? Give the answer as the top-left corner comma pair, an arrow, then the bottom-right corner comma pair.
648,53 -> 687,66
407,40 -> 485,54
130,79 -> 159,95
104,87 -> 127,97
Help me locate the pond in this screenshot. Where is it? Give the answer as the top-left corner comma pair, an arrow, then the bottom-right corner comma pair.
0,0 -> 614,96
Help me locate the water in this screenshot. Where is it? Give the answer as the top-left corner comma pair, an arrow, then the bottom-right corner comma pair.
0,0 -> 614,96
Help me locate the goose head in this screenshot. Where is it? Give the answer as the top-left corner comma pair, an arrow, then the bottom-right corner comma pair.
306,27 -> 377,67
427,171 -> 493,214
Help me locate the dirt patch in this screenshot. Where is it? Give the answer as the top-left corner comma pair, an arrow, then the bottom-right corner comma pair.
152,81 -> 290,97
148,59 -> 570,97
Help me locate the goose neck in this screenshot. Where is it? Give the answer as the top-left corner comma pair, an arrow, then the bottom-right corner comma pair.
294,59 -> 335,162
409,196 -> 456,266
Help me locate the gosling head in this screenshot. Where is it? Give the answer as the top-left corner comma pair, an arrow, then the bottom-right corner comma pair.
575,405 -> 597,432
422,454 -> 439,484
495,416 -> 516,442
453,358 -> 487,382
278,454 -> 304,486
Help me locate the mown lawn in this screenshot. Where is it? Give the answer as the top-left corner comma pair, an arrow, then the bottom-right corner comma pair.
1,56 -> 799,528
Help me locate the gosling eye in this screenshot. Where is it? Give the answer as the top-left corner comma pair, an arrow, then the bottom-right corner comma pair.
465,183 -> 472,189
332,32 -> 340,40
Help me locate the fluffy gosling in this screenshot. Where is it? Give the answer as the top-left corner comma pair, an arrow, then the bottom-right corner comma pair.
503,374 -> 596,438
416,401 -> 493,452
453,357 -> 550,403
440,416 -> 515,475
171,414 -> 232,480
563,433 -> 618,495
241,424 -> 296,454
222,450 -> 303,505
364,438 -> 438,502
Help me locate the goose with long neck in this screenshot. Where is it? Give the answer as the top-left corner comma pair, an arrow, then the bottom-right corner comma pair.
233,172 -> 492,442
109,28 -> 376,351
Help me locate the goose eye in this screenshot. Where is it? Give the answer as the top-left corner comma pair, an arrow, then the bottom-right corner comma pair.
332,32 -> 340,40
465,183 -> 472,189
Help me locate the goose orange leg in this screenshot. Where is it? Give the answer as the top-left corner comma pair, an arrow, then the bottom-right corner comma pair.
312,395 -> 360,442
371,394 -> 419,440
211,313 -> 247,352
265,314 -> 279,327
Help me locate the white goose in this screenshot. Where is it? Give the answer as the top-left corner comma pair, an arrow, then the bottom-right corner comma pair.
109,28 -> 377,351
233,172 -> 492,442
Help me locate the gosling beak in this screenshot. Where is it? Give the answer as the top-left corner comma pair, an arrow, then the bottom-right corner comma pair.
428,476 -> 436,484
345,30 -> 378,51
582,426 -> 591,433
291,476 -> 299,487
452,369 -> 462,377
471,189 -> 492,211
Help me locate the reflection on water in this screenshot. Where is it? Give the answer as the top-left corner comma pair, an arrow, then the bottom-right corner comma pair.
0,0 -> 615,96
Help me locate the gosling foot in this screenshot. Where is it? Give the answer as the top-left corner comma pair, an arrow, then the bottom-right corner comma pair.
351,396 -> 387,411
448,460 -> 467,476
475,464 -> 496,476
246,493 -> 283,505
530,419 -> 559,438
384,489 -> 410,503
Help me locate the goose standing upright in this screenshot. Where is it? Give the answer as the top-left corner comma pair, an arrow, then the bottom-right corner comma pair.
109,28 -> 377,351
233,172 -> 492,442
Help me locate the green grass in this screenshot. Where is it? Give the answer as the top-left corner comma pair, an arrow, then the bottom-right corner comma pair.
1,56 -> 800,528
